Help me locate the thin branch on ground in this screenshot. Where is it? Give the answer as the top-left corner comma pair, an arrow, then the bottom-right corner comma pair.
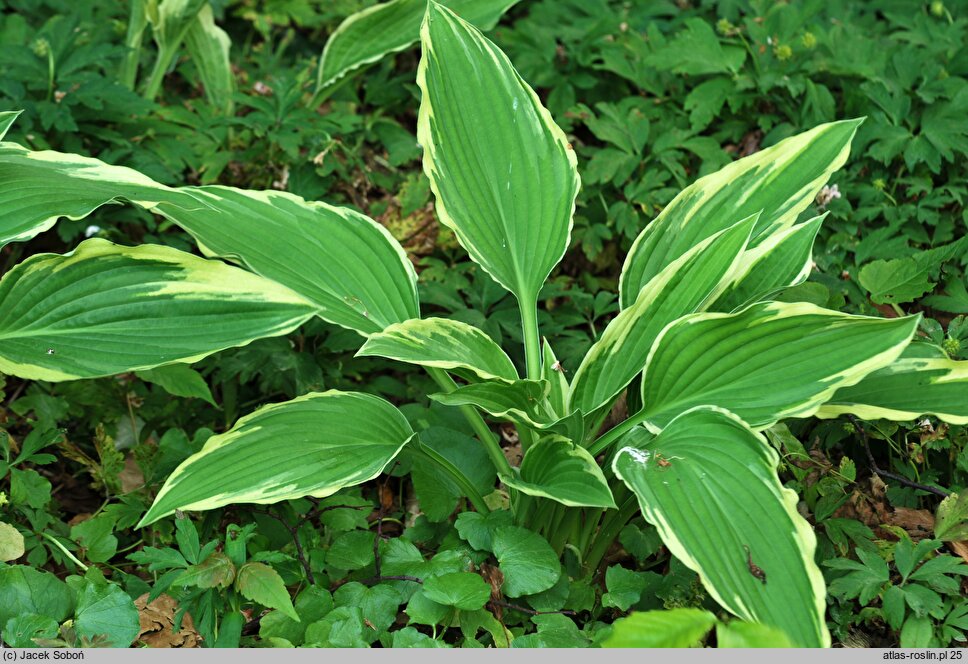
488,599 -> 576,617
847,415 -> 951,499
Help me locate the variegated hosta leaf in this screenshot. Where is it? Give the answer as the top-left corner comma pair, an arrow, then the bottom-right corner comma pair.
817,343 -> 968,424
639,302 -> 919,431
501,439 -> 616,508
430,378 -> 550,424
711,214 -> 825,313
417,1 -> 580,306
157,187 -> 418,335
569,214 -> 757,415
613,407 -> 829,647
184,5 -> 235,114
147,0 -> 208,53
139,391 -> 413,526
620,119 -> 861,307
317,0 -> 519,90
0,239 -> 316,381
356,317 -> 517,381
0,132 -> 418,335
0,141 -> 173,247
0,111 -> 20,140
430,378 -> 584,441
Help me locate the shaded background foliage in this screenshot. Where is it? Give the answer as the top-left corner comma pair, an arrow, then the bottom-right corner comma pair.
1,0 -> 967,648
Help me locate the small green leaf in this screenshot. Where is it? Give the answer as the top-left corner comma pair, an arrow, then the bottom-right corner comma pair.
236,562 -> 298,621
137,364 -> 216,406
73,579 -> 140,648
859,237 -> 968,305
423,572 -> 490,610
2,614 -> 59,648
259,587 -> 333,647
405,588 -> 453,626
491,526 -> 561,597
392,626 -> 451,648
10,468 -> 52,509
454,510 -> 513,551
935,492 -> 968,541
70,516 -> 119,563
715,621 -> 794,648
602,609 -> 717,647
175,551 -> 235,589
0,521 -> 25,562
601,565 -> 651,611
327,530 -> 376,571
175,517 -> 201,564
334,582 -> 402,638
900,614 -> 935,647
0,566 -> 74,625
304,607 -> 368,648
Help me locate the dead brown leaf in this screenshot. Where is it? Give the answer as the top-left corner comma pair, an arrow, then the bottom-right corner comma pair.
480,563 -> 505,620
887,508 -> 935,541
119,454 -> 145,493
947,540 -> 968,566
134,593 -> 201,648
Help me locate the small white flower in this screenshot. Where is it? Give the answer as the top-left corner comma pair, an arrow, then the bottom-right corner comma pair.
815,184 -> 841,208
84,225 -> 101,237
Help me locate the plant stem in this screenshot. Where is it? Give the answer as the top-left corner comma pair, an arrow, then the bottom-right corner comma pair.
588,412 -> 644,456
549,507 -> 580,555
142,49 -> 173,101
40,531 -> 88,571
427,367 -> 512,476
518,295 -> 541,381
120,0 -> 147,89
408,446 -> 491,514
582,496 -> 639,578
577,508 -> 605,555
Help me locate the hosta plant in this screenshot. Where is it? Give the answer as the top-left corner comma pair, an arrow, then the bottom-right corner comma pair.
1,2 -> 967,648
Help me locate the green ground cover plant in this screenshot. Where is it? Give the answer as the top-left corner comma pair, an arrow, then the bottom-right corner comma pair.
1,0 -> 967,649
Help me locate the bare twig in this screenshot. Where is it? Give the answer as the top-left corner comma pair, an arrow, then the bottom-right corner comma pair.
252,505 -> 319,585
847,415 -> 951,499
488,599 -> 576,617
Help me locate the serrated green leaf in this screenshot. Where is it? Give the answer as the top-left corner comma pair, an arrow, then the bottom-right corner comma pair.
0,566 -> 73,625
175,551 -> 235,589
73,579 -> 140,648
236,562 -> 298,621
